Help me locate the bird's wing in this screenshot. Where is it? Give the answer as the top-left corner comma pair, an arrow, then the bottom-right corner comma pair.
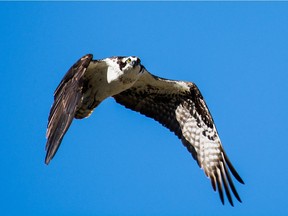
45,54 -> 93,164
113,71 -> 244,206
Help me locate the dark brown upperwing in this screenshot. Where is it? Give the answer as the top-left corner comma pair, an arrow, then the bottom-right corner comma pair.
45,54 -> 92,164
114,86 -> 184,137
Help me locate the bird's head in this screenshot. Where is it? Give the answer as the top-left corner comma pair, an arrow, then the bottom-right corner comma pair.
118,56 -> 142,71
106,56 -> 145,84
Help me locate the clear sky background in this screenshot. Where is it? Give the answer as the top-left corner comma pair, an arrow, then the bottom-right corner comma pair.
1,2 -> 288,216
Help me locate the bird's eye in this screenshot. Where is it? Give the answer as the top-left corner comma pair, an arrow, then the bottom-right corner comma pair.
126,58 -> 131,63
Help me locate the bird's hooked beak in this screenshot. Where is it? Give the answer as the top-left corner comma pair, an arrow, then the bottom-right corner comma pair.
139,64 -> 145,73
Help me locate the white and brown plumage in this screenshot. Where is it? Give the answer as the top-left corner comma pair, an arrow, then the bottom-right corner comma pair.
45,54 -> 244,206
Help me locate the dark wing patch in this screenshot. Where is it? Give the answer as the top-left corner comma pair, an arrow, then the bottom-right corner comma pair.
190,84 -> 214,129
113,73 -> 244,206
45,54 -> 92,164
114,87 -> 184,141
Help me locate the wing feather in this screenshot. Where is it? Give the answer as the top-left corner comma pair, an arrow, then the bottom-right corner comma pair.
113,71 -> 244,205
45,54 -> 92,164
220,161 -> 233,206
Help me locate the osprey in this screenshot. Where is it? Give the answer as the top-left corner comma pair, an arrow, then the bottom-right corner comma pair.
45,54 -> 244,206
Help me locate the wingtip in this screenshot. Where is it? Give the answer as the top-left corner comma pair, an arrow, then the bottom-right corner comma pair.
226,198 -> 234,207
44,140 -> 53,165
45,142 -> 54,165
45,154 -> 51,165
238,177 -> 245,185
221,148 -> 244,185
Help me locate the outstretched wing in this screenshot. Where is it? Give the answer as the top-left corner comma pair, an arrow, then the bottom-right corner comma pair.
45,54 -> 93,164
113,71 -> 244,206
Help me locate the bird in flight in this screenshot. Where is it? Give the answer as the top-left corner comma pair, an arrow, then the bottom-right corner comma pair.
45,54 -> 244,206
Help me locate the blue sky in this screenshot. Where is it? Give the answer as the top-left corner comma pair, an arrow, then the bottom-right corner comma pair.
1,2 -> 288,215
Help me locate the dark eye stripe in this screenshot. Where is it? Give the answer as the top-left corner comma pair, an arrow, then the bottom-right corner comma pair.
117,57 -> 127,70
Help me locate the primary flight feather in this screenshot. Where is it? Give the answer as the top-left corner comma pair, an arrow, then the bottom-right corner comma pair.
45,54 -> 244,206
